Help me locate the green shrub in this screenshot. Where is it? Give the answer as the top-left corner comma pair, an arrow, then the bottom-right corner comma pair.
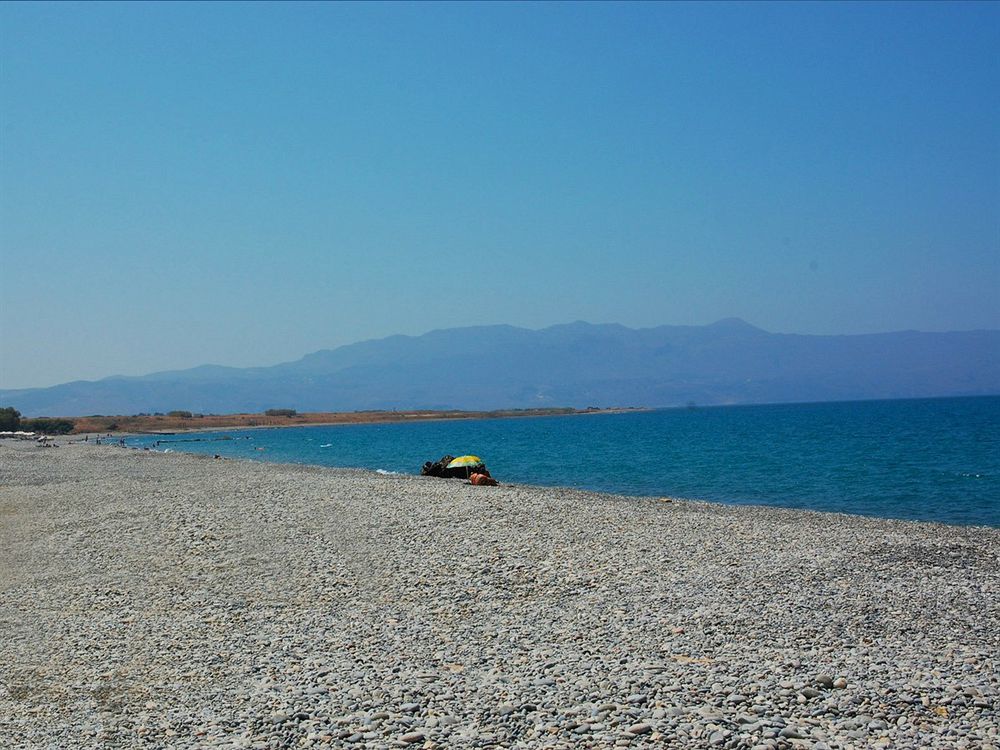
167,410 -> 193,418
0,407 -> 21,431
264,409 -> 297,417
21,417 -> 75,435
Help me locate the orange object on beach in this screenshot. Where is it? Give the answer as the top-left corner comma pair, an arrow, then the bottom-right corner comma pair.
470,472 -> 499,486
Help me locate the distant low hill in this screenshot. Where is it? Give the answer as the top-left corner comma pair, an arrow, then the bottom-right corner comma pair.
3,319 -> 999,417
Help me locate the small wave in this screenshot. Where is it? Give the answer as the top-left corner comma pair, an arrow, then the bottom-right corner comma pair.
376,469 -> 400,476
320,443 -> 333,448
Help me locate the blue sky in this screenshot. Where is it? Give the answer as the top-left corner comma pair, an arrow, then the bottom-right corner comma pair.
1,1 -> 998,389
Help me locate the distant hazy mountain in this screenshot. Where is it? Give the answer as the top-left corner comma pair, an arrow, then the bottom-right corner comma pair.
3,319 -> 999,417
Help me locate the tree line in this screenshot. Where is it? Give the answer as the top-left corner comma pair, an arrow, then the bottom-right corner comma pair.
0,407 -> 75,434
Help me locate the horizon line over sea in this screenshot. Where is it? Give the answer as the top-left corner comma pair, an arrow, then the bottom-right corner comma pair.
126,395 -> 1000,528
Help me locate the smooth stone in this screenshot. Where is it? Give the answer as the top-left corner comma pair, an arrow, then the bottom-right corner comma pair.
627,723 -> 652,735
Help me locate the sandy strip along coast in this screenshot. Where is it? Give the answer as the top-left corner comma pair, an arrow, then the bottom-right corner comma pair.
1,443 -> 997,749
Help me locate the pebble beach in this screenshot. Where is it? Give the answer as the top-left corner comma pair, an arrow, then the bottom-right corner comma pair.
1,442 -> 998,750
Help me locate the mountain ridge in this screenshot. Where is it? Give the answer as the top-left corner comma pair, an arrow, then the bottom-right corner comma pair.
4,319 -> 998,416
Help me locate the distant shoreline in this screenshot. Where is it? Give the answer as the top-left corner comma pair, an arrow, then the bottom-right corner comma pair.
69,406 -> 646,436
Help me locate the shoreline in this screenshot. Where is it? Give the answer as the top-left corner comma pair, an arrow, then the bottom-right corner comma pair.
24,439 -> 998,535
2,442 -> 997,748
63,438 -> 1000,531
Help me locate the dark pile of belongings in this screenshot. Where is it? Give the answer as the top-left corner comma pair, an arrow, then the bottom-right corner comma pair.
421,455 -> 479,478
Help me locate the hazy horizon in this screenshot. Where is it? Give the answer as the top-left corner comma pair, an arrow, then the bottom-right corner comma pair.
5,316 -> 1000,391
2,3 -> 998,390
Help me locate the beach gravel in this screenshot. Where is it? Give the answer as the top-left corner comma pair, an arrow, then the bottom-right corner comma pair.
1,442 -> 998,749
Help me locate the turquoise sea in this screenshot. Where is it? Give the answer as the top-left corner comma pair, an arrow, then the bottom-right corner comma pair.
128,396 -> 1000,528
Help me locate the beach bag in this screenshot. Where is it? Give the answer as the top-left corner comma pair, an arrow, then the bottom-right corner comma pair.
421,455 -> 456,477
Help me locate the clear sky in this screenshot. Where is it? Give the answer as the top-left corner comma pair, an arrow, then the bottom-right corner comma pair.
1,1 -> 998,389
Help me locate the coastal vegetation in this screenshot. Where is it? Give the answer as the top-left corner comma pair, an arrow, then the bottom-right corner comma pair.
0,407 -> 75,434
3,406 -> 627,435
0,406 -> 20,430
21,417 -> 75,435
65,406 -> 595,434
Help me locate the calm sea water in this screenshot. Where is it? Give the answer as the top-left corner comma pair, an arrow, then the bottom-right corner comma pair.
128,397 -> 1000,527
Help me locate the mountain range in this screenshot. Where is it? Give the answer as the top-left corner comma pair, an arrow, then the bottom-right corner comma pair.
4,319 -> 999,417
